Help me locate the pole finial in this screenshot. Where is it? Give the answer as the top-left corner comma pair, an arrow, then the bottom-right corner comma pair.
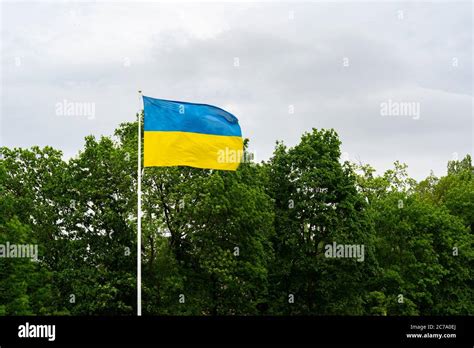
138,90 -> 142,95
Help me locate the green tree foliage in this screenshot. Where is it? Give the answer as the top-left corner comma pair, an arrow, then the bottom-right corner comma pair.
0,118 -> 471,315
266,129 -> 376,315
0,147 -> 67,314
356,158 -> 473,315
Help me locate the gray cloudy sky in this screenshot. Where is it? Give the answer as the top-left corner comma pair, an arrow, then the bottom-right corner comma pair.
1,1 -> 472,180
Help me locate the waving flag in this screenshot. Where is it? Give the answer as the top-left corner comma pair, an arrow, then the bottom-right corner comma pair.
143,96 -> 243,170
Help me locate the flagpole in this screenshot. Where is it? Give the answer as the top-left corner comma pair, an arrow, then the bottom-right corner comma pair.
137,90 -> 142,316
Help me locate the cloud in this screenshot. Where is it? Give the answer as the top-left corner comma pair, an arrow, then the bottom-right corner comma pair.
1,1 -> 472,180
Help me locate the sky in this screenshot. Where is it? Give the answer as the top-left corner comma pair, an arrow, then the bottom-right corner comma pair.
1,0 -> 472,180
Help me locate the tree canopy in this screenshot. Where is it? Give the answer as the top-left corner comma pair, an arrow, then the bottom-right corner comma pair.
0,115 -> 472,315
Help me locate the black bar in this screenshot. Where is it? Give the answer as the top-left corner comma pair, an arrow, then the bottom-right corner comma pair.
0,316 -> 472,346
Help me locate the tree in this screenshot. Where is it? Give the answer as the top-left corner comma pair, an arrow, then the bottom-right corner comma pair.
267,129 -> 376,315
113,116 -> 276,315
0,146 -> 68,315
356,160 -> 473,315
1,118 -> 471,316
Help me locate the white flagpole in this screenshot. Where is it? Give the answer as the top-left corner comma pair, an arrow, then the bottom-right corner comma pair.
137,90 -> 142,316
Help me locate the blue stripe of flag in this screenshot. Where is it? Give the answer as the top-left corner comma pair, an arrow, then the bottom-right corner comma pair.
143,96 -> 242,137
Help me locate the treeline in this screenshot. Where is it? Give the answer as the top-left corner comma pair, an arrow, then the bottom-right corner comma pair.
0,116 -> 472,315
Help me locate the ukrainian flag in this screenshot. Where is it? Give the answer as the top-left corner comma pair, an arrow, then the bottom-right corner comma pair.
143,96 -> 243,170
